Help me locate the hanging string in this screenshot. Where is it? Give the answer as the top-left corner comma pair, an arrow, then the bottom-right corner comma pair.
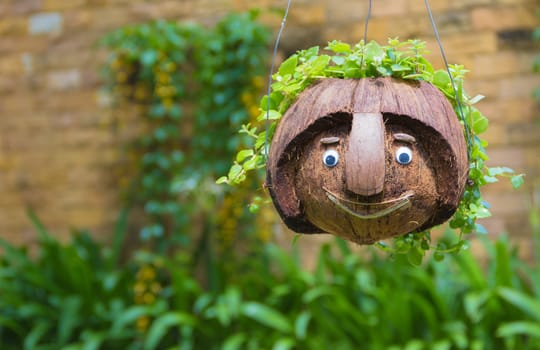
424,0 -> 473,160
264,0 -> 293,159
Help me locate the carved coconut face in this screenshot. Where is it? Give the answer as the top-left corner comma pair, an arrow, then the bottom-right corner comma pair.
266,78 -> 468,245
295,112 -> 438,244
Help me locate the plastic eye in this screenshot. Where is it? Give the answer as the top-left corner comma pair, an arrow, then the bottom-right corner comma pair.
396,146 -> 413,165
322,149 -> 339,168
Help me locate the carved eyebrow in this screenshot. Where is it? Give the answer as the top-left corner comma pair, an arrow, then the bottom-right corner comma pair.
320,136 -> 341,145
393,133 -> 416,143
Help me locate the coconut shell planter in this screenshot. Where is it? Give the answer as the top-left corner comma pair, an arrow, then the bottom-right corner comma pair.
220,39 -> 521,250
266,77 -> 468,244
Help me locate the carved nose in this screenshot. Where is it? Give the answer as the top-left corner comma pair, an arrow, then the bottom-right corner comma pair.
345,112 -> 385,196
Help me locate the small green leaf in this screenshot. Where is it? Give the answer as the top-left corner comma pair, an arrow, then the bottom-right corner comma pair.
248,203 -> 259,213
468,94 -> 485,105
257,109 -> 281,121
407,247 -> 424,266
391,63 -> 409,72
376,66 -> 392,76
471,204 -> 491,219
488,166 -> 514,176
331,56 -> 346,65
236,149 -> 254,163
216,176 -> 228,185
364,41 -> 384,62
308,55 -> 331,75
141,50 -> 158,66
471,111 -> 489,134
432,70 -> 451,89
227,164 -> 243,181
510,174 -> 524,189
327,40 -> 351,53
278,55 -> 298,76
475,223 -> 488,234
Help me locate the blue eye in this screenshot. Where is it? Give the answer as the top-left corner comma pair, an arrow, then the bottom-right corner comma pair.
396,146 -> 413,165
322,149 -> 339,167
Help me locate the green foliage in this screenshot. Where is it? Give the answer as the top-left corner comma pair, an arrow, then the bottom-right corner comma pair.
219,38 -> 523,261
2,214 -> 540,349
100,12 -> 270,251
0,210 -> 140,349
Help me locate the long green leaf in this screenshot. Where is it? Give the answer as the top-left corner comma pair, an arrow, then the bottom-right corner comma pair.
222,333 -> 246,350
497,287 -> 540,321
144,312 -> 196,350
497,321 -> 540,338
294,311 -> 311,340
110,207 -> 130,268
112,305 -> 152,333
24,322 -> 51,350
26,209 -> 52,242
241,302 -> 292,333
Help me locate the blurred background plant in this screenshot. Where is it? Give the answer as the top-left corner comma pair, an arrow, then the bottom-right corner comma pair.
1,9 -> 539,350
1,208 -> 539,349
99,11 -> 273,289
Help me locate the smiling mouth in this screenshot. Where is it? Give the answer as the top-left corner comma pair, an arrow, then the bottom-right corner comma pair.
323,188 -> 413,219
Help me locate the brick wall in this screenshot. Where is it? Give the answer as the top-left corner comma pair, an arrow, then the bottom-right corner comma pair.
0,0 -> 539,255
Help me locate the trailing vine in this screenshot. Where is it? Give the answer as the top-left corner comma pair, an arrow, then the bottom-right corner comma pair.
219,38 -> 524,263
101,12 -> 271,260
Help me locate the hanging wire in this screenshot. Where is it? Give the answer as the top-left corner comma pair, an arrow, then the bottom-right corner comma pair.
264,0 -> 293,158
359,0 -> 373,70
363,0 -> 373,44
424,0 -> 473,160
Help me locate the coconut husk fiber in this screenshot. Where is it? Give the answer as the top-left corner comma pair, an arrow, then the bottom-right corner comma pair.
266,77 -> 468,244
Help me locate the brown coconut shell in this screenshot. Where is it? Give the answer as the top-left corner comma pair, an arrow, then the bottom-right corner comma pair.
266,77 -> 468,243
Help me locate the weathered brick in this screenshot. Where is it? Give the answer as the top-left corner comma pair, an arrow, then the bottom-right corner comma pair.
290,4 -> 326,26
46,68 -> 82,90
361,16 -> 430,43
0,36 -> 50,54
471,52 -> 519,78
471,6 -> 539,31
498,75 -> 540,98
64,10 -> 94,31
450,0 -> 498,9
0,0 -> 42,17
408,0 -> 451,13
483,190 -> 528,216
322,24 -> 360,44
487,147 -> 526,170
326,1 -> 368,24
476,98 -> 538,123
43,0 -> 87,11
371,0 -> 408,17
0,55 -> 24,75
465,78 -> 501,99
438,31 -> 498,55
28,12 -> 63,35
482,123 -> 508,146
0,17 -> 28,36
507,122 -> 540,146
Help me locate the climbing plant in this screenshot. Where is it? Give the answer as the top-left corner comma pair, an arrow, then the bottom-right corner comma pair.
101,12 -> 271,262
219,38 -> 524,263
